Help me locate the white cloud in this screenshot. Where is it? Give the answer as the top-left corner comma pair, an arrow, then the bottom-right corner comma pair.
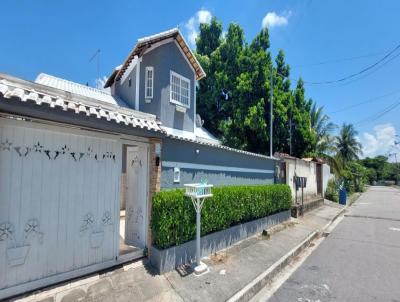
360,123 -> 397,158
184,9 -> 212,47
94,76 -> 110,92
261,11 -> 292,29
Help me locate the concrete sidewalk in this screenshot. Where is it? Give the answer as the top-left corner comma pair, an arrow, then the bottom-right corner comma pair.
11,201 -> 344,302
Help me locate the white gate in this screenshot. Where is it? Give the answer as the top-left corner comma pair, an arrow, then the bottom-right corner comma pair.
0,118 -> 121,297
125,145 -> 149,249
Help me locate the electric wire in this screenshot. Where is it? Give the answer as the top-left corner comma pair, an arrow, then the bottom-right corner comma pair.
302,42 -> 400,85
354,99 -> 400,126
291,49 -> 390,68
330,89 -> 400,114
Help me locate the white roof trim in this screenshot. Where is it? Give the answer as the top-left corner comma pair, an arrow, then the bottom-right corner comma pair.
162,126 -> 275,160
120,56 -> 138,84
0,74 -> 164,134
137,28 -> 179,43
143,37 -> 175,56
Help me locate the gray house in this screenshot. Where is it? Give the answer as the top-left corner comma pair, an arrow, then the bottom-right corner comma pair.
104,28 -> 277,189
0,28 -> 275,299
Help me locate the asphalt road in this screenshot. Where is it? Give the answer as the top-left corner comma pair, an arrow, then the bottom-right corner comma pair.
269,186 -> 400,302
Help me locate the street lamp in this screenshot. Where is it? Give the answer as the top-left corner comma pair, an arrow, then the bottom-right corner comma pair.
184,182 -> 213,275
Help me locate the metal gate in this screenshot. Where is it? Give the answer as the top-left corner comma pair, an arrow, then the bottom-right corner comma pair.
0,118 -> 121,298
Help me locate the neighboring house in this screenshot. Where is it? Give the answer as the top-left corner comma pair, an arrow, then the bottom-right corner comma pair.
275,153 -> 332,203
0,28 -> 276,299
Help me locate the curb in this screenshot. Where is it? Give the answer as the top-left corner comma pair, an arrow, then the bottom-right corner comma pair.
226,231 -> 319,302
227,201 -> 355,302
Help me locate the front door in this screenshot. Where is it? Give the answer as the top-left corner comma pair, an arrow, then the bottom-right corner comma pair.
125,145 -> 149,249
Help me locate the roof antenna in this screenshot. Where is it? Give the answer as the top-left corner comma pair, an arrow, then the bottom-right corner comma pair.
89,49 -> 101,87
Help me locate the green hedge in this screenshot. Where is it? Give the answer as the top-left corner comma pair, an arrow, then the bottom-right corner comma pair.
151,184 -> 292,249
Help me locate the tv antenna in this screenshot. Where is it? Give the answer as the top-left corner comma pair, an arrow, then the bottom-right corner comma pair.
89,49 -> 101,86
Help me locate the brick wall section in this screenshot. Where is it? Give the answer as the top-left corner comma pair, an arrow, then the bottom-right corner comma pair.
147,138 -> 162,253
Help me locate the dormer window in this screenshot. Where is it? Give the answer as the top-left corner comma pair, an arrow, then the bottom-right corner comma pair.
145,66 -> 154,99
170,71 -> 190,108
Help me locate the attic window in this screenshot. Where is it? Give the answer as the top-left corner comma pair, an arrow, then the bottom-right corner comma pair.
170,71 -> 190,108
145,67 -> 154,99
128,78 -> 132,87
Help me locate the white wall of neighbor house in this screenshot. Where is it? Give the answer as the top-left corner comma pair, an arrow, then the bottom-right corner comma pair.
0,118 -> 122,297
322,163 -> 334,196
285,159 -> 319,202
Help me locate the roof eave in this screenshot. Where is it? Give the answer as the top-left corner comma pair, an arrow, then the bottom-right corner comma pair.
113,29 -> 206,84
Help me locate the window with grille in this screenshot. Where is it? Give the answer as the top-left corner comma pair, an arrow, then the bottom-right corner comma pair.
170,71 -> 190,108
145,67 -> 154,99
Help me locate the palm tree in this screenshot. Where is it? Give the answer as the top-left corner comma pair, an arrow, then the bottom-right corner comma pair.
336,123 -> 362,163
309,102 -> 336,156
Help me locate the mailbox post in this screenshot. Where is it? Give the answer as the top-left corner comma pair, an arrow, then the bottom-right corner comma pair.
184,183 -> 213,275
294,176 -> 307,216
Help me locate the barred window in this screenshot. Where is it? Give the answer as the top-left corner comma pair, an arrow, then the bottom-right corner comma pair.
145,66 -> 153,99
170,71 -> 190,108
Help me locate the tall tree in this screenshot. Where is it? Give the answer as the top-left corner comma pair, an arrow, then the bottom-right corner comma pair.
336,123 -> 362,163
195,18 -> 224,135
290,79 -> 316,157
195,17 -> 321,158
272,50 -> 291,154
196,17 -> 223,56
309,102 -> 336,156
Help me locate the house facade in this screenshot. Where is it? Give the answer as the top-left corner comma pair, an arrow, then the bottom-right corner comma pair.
0,28 -> 276,299
275,153 -> 333,203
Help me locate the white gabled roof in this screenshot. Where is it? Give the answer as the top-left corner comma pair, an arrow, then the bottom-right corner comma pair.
35,73 -> 127,107
0,73 -> 164,134
105,28 -> 206,88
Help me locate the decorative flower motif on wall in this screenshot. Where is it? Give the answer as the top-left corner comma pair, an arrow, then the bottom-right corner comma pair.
14,146 -> 31,157
0,138 -> 117,163
33,142 -> 44,153
24,219 -> 44,244
134,207 -> 144,224
101,211 -> 113,226
0,139 -> 12,151
60,145 -> 69,154
0,222 -> 14,242
80,213 -> 95,232
0,219 -> 44,267
80,211 -> 114,249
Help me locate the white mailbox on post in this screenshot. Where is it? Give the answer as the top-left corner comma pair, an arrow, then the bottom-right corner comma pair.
184,183 -> 213,275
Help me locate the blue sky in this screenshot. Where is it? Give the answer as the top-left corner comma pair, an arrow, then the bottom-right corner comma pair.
1,0 -> 399,159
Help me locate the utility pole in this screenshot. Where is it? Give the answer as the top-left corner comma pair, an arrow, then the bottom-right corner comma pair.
388,152 -> 399,185
289,117 -> 292,156
270,65 -> 273,157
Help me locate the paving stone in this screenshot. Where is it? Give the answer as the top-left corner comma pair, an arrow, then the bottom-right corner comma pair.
145,290 -> 184,302
37,297 -> 55,302
60,289 -> 86,302
139,278 -> 171,301
86,279 -> 113,299
113,288 -> 144,302
109,270 -> 136,291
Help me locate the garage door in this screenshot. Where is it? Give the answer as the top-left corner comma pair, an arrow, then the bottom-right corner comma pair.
0,118 -> 121,295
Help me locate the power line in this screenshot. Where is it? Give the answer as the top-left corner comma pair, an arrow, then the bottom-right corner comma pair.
330,89 -> 400,114
276,43 -> 400,87
302,42 -> 400,85
310,50 -> 400,87
292,49 -> 389,68
355,99 -> 400,126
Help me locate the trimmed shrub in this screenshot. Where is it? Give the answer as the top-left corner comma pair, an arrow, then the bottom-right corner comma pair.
151,184 -> 292,249
325,179 -> 339,202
